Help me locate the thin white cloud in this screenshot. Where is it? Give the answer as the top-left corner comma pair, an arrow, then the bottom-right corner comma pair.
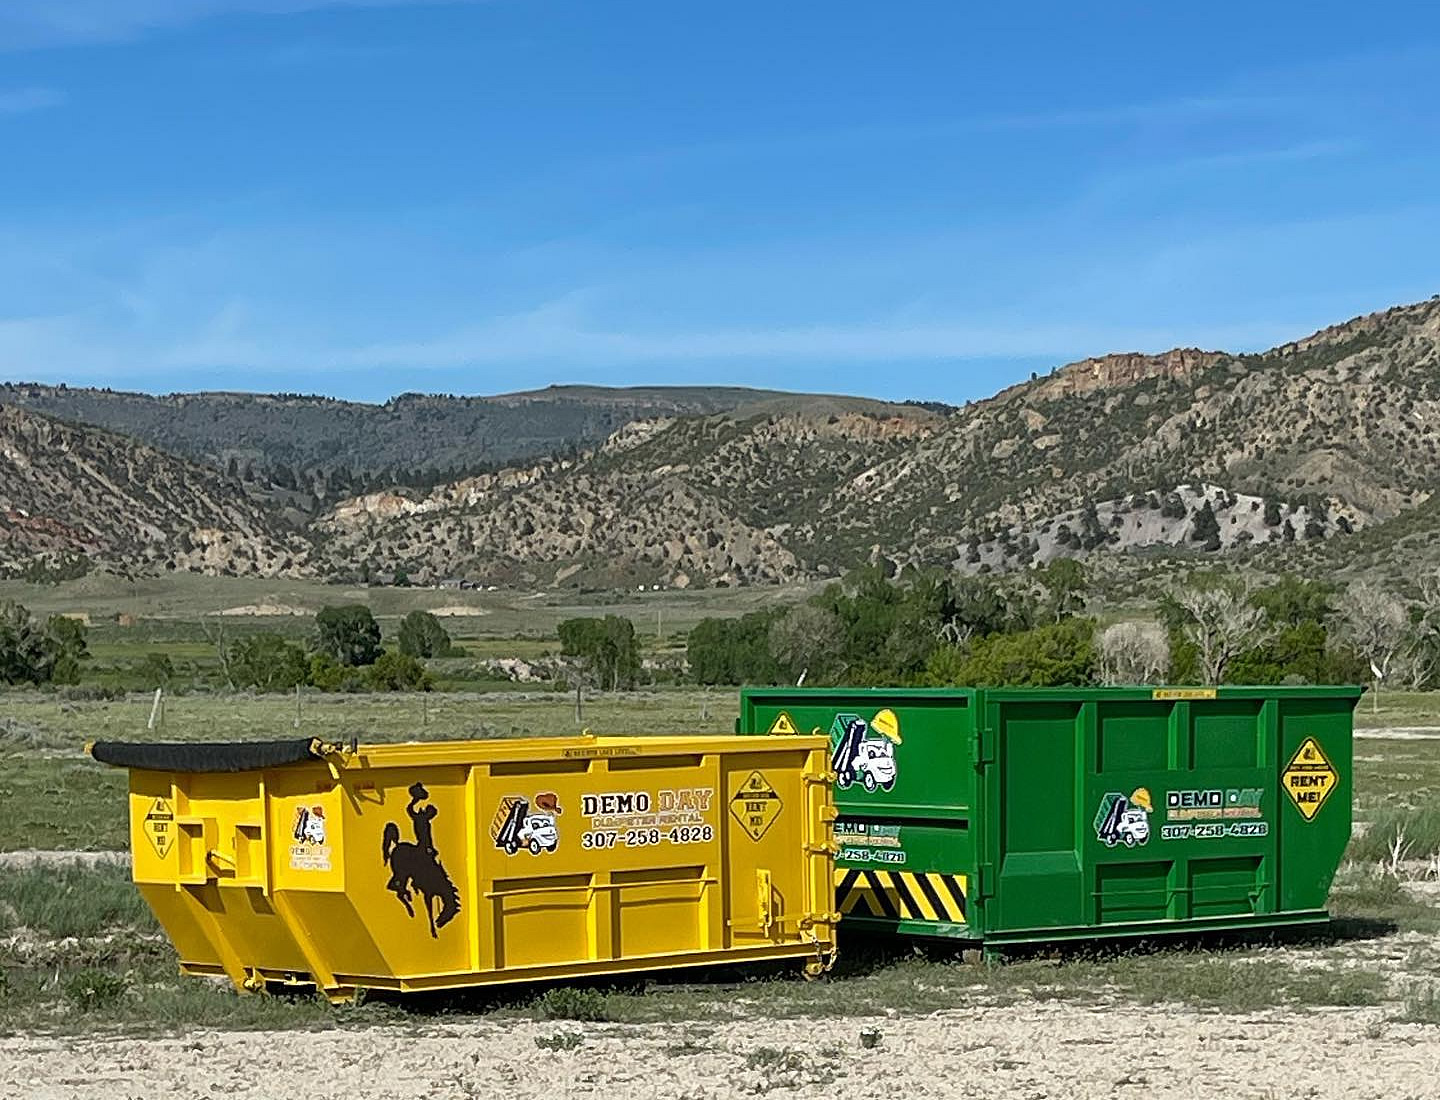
0,86 -> 64,114
0,0 -> 484,50
606,95 -> 1305,177
972,95 -> 1302,132
148,293 -> 1302,375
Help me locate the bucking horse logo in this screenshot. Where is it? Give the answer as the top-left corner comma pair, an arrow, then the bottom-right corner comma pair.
382,782 -> 461,938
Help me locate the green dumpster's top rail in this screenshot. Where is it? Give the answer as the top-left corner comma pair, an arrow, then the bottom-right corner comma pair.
738,685 -> 1364,699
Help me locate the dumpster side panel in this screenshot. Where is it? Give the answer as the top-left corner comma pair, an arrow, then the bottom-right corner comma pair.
981,695 -> 1086,934
739,688 -> 979,938
980,687 -> 1358,946
122,735 -> 833,999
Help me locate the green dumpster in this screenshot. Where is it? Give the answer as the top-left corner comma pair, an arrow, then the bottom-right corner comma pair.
738,686 -> 1359,949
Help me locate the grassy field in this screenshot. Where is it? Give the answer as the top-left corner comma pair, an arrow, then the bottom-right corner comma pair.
0,572 -> 789,694
0,572 -> 811,637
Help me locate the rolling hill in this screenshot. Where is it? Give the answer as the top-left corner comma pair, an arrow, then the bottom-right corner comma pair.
4,295 -> 1439,589
0,405 -> 308,578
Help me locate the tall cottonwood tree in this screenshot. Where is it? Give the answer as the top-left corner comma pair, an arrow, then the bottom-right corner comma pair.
1170,577 -> 1273,685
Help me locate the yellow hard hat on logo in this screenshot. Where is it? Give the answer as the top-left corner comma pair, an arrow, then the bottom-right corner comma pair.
871,709 -> 902,744
1129,787 -> 1153,813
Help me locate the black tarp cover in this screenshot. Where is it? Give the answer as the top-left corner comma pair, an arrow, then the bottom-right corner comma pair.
89,738 -> 323,773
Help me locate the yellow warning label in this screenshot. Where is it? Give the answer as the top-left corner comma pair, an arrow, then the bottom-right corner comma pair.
1152,688 -> 1218,700
730,771 -> 783,841
144,797 -> 175,859
767,711 -> 798,736
1282,737 -> 1339,821
836,868 -> 969,925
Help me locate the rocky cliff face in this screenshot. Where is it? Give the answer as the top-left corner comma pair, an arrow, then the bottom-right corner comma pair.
0,405 -> 308,577
1028,348 -> 1228,401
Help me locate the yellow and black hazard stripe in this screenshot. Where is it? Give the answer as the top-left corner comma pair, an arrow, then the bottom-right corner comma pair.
835,868 -> 968,924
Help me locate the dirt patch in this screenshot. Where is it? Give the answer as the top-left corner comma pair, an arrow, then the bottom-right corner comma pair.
3,1003 -> 1436,1099
215,603 -> 313,617
429,605 -> 491,617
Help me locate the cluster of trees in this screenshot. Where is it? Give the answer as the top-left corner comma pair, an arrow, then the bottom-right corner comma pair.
1148,573 -> 1437,691
686,563 -> 1093,688
8,567 -> 1437,699
215,607 -> 459,693
684,565 -> 1433,691
558,616 -> 641,691
0,601 -> 89,685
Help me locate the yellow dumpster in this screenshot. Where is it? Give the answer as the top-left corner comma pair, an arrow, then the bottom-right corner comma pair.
90,733 -> 837,1002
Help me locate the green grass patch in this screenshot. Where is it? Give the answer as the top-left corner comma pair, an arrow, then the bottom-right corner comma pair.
0,755 -> 128,852
533,1030 -> 584,1051
1394,986 -> 1440,1025
0,863 -> 155,939
1346,802 -> 1440,864
63,968 -> 131,1013
0,958 -> 401,1035
1329,866 -> 1440,934
530,986 -> 628,1022
1353,692 -> 1440,729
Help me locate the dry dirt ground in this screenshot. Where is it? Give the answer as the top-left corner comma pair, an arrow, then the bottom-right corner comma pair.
5,1003 -> 1439,1100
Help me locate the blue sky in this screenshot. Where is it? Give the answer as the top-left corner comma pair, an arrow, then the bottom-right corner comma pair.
0,1 -> 1437,404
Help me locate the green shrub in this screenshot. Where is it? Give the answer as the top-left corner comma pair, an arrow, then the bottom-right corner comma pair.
64,967 -> 131,1013
929,619 -> 1096,687
139,653 -> 176,689
397,610 -> 454,659
314,605 -> 382,667
364,651 -> 433,692
1347,803 -> 1440,863
308,653 -> 365,692
534,1031 -> 584,1051
532,987 -> 616,1022
229,633 -> 309,692
560,616 -> 642,690
1395,986 -> 1440,1025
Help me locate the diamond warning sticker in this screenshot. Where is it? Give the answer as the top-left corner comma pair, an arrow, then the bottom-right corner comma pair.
144,797 -> 175,858
730,771 -> 783,841
1282,737 -> 1339,821
767,711 -> 798,735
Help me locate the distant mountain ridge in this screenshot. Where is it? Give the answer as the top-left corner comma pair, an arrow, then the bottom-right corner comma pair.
3,295 -> 1439,587
0,382 -> 911,481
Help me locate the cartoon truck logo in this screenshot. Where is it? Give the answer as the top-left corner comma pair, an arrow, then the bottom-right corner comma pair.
1095,787 -> 1153,848
292,805 -> 327,846
492,792 -> 562,855
829,709 -> 902,793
